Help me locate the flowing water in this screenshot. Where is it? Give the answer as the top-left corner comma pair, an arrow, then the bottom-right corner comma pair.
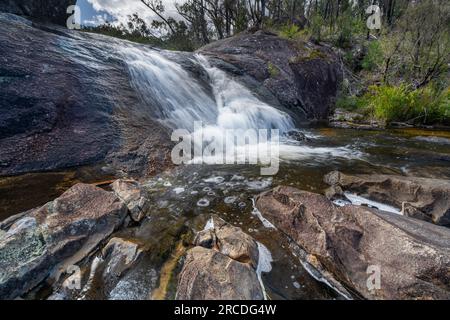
2,43 -> 450,300
88,48 -> 450,299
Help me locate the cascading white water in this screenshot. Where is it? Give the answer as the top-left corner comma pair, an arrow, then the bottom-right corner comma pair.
122,46 -> 294,132
194,54 -> 294,131
122,47 -> 218,129
121,45 -> 363,163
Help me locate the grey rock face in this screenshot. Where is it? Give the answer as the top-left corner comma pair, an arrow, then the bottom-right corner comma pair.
0,0 -> 75,25
199,30 -> 342,122
0,13 -> 172,178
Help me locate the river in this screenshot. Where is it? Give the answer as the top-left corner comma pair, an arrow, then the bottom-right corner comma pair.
1,44 -> 450,300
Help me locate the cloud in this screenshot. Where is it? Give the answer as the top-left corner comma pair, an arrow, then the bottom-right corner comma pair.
86,0 -> 180,25
83,14 -> 108,26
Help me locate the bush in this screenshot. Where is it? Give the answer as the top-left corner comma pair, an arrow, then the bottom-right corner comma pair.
361,41 -> 383,71
309,14 -> 324,42
267,62 -> 279,77
279,23 -> 300,39
363,84 -> 450,125
336,95 -> 365,111
334,11 -> 365,48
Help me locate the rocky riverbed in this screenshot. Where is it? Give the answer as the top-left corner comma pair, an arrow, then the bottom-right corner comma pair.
1,166 -> 449,300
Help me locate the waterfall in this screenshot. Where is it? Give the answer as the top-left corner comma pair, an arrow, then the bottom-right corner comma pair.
121,47 -> 218,130
121,45 -> 363,165
121,46 -> 294,133
194,54 -> 294,132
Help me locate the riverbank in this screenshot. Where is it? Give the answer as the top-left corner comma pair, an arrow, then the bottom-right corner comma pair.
329,108 -> 450,131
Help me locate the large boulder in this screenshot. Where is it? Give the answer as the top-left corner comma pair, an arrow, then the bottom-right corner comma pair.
199,30 -> 342,122
324,171 -> 450,227
176,217 -> 264,300
255,186 -> 450,300
0,13 -> 172,178
176,247 -> 263,300
0,183 -> 128,299
0,0 -> 75,25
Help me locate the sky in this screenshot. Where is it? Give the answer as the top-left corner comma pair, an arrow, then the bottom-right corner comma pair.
76,0 -> 181,26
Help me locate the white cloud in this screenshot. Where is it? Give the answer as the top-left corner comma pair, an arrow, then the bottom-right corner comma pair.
83,14 -> 108,26
87,0 -> 181,25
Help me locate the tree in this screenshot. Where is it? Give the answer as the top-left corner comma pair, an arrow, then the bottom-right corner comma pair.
141,0 -> 176,34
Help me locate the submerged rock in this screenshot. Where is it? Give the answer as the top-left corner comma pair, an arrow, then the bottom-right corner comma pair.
255,186 -> 450,300
111,179 -> 150,222
285,130 -> 308,142
0,183 -> 127,299
324,171 -> 450,227
176,216 -> 264,300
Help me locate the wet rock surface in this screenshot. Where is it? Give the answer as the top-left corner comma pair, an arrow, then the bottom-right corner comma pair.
199,30 -> 342,122
0,183 -> 128,299
111,179 -> 150,222
324,171 -> 450,227
0,13 -> 172,178
176,216 -> 264,300
255,186 -> 450,300
328,108 -> 384,130
0,0 -> 75,25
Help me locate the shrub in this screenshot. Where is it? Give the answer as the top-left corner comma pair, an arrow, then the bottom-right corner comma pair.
363,84 -> 450,125
309,14 -> 324,42
279,24 -> 300,39
267,62 -> 280,77
336,95 -> 364,111
361,41 -> 383,71
334,11 -> 365,48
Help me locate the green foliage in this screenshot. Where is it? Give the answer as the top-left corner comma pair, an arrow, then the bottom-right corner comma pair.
279,24 -> 300,39
334,11 -> 365,48
336,95 -> 365,112
267,62 -> 280,77
362,41 -> 383,71
363,85 -> 450,125
309,14 -> 324,42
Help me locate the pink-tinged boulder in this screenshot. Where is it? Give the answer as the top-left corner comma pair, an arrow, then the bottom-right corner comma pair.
255,186 -> 450,300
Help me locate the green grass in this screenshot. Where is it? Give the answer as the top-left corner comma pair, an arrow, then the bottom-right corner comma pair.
279,24 -> 301,39
267,62 -> 280,77
337,84 -> 449,125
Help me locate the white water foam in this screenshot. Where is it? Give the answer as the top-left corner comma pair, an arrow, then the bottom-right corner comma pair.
203,217 -> 215,231
256,242 -> 273,300
251,198 -> 276,229
343,192 -> 402,215
414,136 -> 450,145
